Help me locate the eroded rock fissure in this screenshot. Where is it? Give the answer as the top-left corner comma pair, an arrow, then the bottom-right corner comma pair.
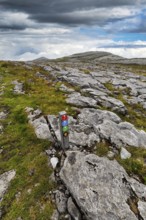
44,115 -> 61,149
45,116 -> 85,219
63,184 -> 86,220
86,160 -> 99,172
122,176 -> 144,220
127,197 -> 144,220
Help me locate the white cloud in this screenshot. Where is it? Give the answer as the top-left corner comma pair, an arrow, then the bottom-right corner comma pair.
1,27 -> 146,61
64,6 -> 140,25
23,27 -> 72,35
105,16 -> 141,33
99,47 -> 146,58
0,11 -> 35,29
0,5 -> 146,61
0,30 -> 112,60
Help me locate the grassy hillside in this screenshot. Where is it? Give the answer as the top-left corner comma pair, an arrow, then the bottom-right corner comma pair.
0,61 -> 73,220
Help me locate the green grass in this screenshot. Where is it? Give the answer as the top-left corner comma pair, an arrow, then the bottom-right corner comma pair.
103,83 -> 115,92
95,136 -> 146,184
95,141 -> 110,157
116,147 -> 146,184
0,61 -> 74,219
118,64 -> 146,77
79,68 -> 90,74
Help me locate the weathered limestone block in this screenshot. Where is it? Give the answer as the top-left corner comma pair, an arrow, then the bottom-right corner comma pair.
60,151 -> 146,220
66,92 -> 98,108
94,120 -> 146,148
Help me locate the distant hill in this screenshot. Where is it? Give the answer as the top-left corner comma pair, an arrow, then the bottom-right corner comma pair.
54,51 -> 123,63
67,51 -> 123,60
31,51 -> 146,65
32,57 -> 50,63
60,51 -> 146,65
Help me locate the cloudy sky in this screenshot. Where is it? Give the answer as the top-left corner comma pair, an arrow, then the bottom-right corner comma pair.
0,0 -> 146,60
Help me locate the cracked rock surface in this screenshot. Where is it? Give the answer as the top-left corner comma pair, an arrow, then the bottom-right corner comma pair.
44,60 -> 146,114
28,107 -> 146,149
60,151 -> 146,220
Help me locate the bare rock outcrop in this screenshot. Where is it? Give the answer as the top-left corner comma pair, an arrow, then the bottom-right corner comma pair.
60,151 -> 146,220
27,107 -> 146,149
44,59 -> 146,114
66,92 -> 98,108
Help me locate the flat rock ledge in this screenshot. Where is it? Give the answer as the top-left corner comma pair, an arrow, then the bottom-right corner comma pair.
60,151 -> 146,220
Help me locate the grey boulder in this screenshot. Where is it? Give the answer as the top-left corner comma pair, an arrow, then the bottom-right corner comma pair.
120,147 -> 131,159
66,92 -> 98,108
0,170 -> 16,202
60,151 -> 146,220
30,116 -> 53,140
95,120 -> 146,148
99,96 -> 127,115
